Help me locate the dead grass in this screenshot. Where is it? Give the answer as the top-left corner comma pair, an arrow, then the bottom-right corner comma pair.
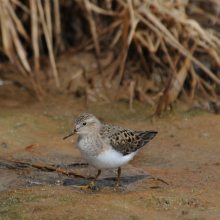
0,0 -> 220,114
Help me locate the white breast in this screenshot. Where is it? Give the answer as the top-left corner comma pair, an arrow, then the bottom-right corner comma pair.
82,147 -> 138,169
77,134 -> 138,169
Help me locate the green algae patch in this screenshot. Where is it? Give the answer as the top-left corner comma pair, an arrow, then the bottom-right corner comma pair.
0,187 -> 77,219
87,102 -> 152,124
130,215 -> 140,220
176,110 -> 205,117
144,195 -> 206,211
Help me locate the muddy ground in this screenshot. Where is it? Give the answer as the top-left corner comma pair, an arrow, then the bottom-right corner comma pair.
0,93 -> 220,220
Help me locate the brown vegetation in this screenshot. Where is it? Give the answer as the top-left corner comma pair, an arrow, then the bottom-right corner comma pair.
0,0 -> 220,114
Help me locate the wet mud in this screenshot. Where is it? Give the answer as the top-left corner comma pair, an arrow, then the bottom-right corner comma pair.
1,98 -> 220,219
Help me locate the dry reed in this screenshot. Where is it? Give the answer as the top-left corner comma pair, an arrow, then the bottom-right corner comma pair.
0,0 -> 219,113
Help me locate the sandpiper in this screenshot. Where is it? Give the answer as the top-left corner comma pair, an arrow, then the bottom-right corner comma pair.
63,113 -> 158,189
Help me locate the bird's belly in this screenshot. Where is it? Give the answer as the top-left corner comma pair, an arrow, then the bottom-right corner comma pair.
82,148 -> 138,169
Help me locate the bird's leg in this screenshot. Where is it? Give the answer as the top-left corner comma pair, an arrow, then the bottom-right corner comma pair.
77,170 -> 101,190
90,169 -> 101,186
116,167 -> 121,187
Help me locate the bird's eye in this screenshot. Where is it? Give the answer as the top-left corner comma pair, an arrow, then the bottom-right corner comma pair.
83,122 -> 87,126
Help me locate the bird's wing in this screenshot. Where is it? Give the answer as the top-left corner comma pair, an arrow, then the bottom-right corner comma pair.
100,124 -> 125,138
100,124 -> 158,156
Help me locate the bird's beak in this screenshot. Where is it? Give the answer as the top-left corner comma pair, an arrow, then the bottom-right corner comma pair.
63,129 -> 77,140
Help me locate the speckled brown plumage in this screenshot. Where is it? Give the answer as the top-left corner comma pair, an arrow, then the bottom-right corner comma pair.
100,124 -> 158,155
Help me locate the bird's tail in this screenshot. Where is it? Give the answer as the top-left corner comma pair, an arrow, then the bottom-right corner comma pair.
134,130 -> 158,148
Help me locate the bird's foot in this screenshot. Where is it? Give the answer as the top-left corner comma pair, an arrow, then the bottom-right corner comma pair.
76,185 -> 90,190
77,182 -> 95,190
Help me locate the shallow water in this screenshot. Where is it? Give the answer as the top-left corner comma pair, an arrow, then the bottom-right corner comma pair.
1,98 -> 220,219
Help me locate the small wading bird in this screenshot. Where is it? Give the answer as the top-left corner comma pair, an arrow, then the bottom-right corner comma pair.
63,113 -> 158,189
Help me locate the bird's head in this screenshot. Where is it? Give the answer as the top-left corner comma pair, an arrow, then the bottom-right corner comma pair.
63,113 -> 101,140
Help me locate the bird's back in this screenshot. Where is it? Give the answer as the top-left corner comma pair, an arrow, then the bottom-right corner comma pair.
100,124 -> 158,156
